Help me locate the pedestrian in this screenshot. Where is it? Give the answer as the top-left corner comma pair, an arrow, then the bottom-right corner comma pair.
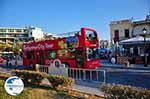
6,57 -> 9,66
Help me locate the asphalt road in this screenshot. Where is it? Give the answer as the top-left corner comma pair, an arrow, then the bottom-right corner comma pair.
99,67 -> 150,89
1,64 -> 150,89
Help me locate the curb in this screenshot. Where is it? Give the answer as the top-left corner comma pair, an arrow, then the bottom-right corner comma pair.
101,65 -> 150,70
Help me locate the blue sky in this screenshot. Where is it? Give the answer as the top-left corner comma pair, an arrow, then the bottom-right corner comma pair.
0,0 -> 149,40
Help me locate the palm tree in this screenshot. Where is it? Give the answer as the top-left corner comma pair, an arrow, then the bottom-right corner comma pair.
0,43 -> 13,52
13,41 -> 23,55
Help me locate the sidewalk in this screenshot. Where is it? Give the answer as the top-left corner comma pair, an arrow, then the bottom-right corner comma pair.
73,80 -> 104,97
101,60 -> 150,70
41,78 -> 104,97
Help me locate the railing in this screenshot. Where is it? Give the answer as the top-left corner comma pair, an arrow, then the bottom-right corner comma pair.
68,68 -> 106,83
36,64 -> 106,83
36,64 -> 49,74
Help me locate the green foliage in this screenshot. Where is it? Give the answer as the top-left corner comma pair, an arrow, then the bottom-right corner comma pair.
0,79 -> 77,99
13,41 -> 23,55
13,70 -> 48,85
47,75 -> 74,89
13,70 -> 74,92
101,84 -> 150,99
0,44 -> 13,52
0,73 -> 11,80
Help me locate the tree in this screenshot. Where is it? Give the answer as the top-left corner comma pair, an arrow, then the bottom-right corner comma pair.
0,43 -> 13,52
13,41 -> 23,55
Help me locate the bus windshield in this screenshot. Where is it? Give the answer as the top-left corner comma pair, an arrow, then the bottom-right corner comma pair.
86,48 -> 99,60
86,30 -> 97,42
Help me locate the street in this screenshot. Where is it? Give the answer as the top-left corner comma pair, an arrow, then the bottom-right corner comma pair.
100,59 -> 150,89
0,63 -> 150,89
101,67 -> 150,89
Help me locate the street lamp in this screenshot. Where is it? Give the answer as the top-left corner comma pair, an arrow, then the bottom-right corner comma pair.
142,28 -> 147,67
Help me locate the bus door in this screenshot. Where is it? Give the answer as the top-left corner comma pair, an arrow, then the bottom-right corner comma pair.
26,51 -> 34,66
36,51 -> 44,65
75,49 -> 84,68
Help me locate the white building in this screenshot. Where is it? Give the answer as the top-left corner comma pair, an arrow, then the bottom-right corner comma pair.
110,15 -> 150,44
0,26 -> 45,52
0,27 -> 29,44
26,26 -> 44,40
0,26 -> 45,44
110,19 -> 133,44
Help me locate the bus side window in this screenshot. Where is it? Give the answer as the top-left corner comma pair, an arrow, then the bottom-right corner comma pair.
46,51 -> 56,59
26,52 -> 31,59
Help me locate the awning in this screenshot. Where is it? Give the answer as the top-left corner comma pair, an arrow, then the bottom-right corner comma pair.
119,36 -> 150,45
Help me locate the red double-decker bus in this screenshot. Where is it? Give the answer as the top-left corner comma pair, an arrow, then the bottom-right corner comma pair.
22,27 -> 100,69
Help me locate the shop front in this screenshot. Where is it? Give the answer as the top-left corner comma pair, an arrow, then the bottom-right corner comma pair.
118,36 -> 150,65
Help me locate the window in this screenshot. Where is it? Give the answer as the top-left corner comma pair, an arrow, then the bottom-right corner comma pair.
0,29 -> 6,32
46,51 -> 56,59
8,29 -> 14,32
114,30 -> 119,38
16,29 -> 22,32
86,30 -> 96,41
124,29 -> 129,38
17,34 -> 28,38
23,29 -> 27,33
114,30 -> 119,43
6,34 -> 14,37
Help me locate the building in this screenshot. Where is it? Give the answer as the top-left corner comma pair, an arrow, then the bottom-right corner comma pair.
26,26 -> 45,40
0,27 -> 28,44
0,26 -> 45,44
133,15 -> 150,36
110,18 -> 133,44
0,26 -> 45,52
110,15 -> 150,44
110,15 -> 150,64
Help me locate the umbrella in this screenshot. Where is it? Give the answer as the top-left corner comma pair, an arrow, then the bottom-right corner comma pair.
119,36 -> 150,45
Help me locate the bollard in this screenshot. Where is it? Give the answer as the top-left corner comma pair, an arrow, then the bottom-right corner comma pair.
35,64 -> 39,72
